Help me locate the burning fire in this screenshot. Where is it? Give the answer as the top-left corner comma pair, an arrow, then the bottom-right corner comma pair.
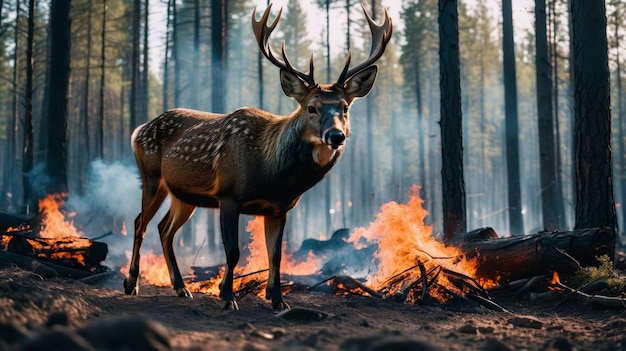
121,249 -> 171,287
349,185 -> 484,300
126,185 -> 493,303
1,194 -> 101,269
36,194 -> 83,239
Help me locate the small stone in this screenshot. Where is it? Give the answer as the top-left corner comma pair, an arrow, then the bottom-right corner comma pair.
274,307 -> 330,321
508,316 -> 543,329
478,326 -> 495,334
271,327 -> 287,338
550,337 -> 575,351
458,324 -> 478,334
483,338 -> 513,351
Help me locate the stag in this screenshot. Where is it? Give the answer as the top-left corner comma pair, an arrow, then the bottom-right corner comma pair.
124,4 -> 392,310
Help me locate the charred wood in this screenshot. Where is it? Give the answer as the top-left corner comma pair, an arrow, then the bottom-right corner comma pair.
462,227 -> 614,282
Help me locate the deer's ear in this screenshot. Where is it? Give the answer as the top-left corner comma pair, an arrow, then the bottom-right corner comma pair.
343,66 -> 378,101
280,69 -> 309,103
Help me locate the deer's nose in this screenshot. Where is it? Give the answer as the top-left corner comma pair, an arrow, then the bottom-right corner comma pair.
325,129 -> 346,148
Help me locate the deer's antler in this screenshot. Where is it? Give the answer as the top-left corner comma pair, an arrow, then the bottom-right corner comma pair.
252,5 -> 317,88
336,5 -> 393,87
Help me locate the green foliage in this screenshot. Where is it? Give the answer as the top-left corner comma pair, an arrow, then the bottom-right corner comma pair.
568,255 -> 626,296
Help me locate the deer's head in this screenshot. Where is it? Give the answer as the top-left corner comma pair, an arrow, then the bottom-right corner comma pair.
252,4 -> 392,150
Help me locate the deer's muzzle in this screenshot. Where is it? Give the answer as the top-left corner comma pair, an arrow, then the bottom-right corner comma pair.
324,129 -> 346,150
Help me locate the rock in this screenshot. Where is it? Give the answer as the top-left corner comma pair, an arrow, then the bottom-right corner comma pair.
483,338 -> 513,351
458,324 -> 478,334
45,312 -> 69,328
274,307 -> 330,321
549,338 -> 575,351
507,316 -> 543,329
478,326 -> 495,334
78,316 -> 171,351
15,328 -> 94,351
271,327 -> 287,338
0,323 -> 31,345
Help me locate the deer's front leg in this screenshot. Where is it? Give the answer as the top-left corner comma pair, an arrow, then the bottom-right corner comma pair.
264,213 -> 290,311
218,199 -> 240,310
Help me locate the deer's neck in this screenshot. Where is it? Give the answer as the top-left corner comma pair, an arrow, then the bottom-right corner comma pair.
264,110 -> 339,175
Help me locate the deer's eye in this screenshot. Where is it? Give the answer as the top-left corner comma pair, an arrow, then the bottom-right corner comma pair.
343,106 -> 349,114
307,106 -> 317,114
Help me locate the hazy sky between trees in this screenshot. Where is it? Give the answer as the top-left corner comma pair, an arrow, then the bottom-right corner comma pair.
147,0 -> 535,79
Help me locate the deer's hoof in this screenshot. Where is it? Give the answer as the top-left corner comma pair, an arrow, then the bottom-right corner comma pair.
222,300 -> 239,311
123,278 -> 138,295
272,301 -> 290,311
176,287 -> 193,298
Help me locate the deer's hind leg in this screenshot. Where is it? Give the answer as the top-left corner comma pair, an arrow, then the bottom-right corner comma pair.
157,196 -> 196,298
124,179 -> 168,295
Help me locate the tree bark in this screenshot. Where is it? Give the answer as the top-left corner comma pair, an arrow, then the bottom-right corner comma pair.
571,0 -> 616,235
502,0 -> 524,235
141,0 -> 149,125
438,0 -> 466,243
535,0 -> 563,231
210,0 -> 227,113
46,0 -> 71,195
81,0 -> 93,192
129,0 -> 141,129
98,0 -> 107,159
23,0 -> 36,214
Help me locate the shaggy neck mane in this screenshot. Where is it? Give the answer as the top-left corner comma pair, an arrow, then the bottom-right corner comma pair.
261,109 -> 336,174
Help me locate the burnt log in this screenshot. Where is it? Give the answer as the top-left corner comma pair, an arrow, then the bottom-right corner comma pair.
0,249 -> 106,279
1,231 -> 108,275
0,211 -> 33,232
462,227 -> 614,282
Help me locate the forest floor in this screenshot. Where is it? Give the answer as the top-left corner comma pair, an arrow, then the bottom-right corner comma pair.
1,267 -> 626,351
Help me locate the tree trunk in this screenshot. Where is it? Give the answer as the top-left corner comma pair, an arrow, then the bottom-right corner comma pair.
98,0 -> 107,159
535,0 -> 562,231
502,0 -> 524,235
141,0 -> 149,126
130,0 -> 140,129
3,0 -> 20,211
571,0 -> 616,236
46,0 -> 71,195
616,6 -> 626,236
22,0 -> 35,214
192,0 -> 200,109
549,0 -> 566,229
82,0 -> 93,166
438,0 -> 466,243
210,0 -> 226,113
162,0 -> 172,111
172,0 -> 180,107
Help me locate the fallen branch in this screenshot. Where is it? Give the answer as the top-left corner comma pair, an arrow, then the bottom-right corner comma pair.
550,279 -> 626,309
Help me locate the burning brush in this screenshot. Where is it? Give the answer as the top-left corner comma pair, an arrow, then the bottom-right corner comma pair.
127,186 -> 501,310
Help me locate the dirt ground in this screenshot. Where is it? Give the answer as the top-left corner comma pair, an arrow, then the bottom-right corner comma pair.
1,267 -> 626,351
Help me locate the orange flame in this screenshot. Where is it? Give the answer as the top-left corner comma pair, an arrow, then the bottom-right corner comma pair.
120,249 -> 172,287
551,271 -> 560,284
548,271 -> 565,291
350,185 -> 481,300
125,185 -> 496,303
37,194 -> 83,239
1,194 -> 95,267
